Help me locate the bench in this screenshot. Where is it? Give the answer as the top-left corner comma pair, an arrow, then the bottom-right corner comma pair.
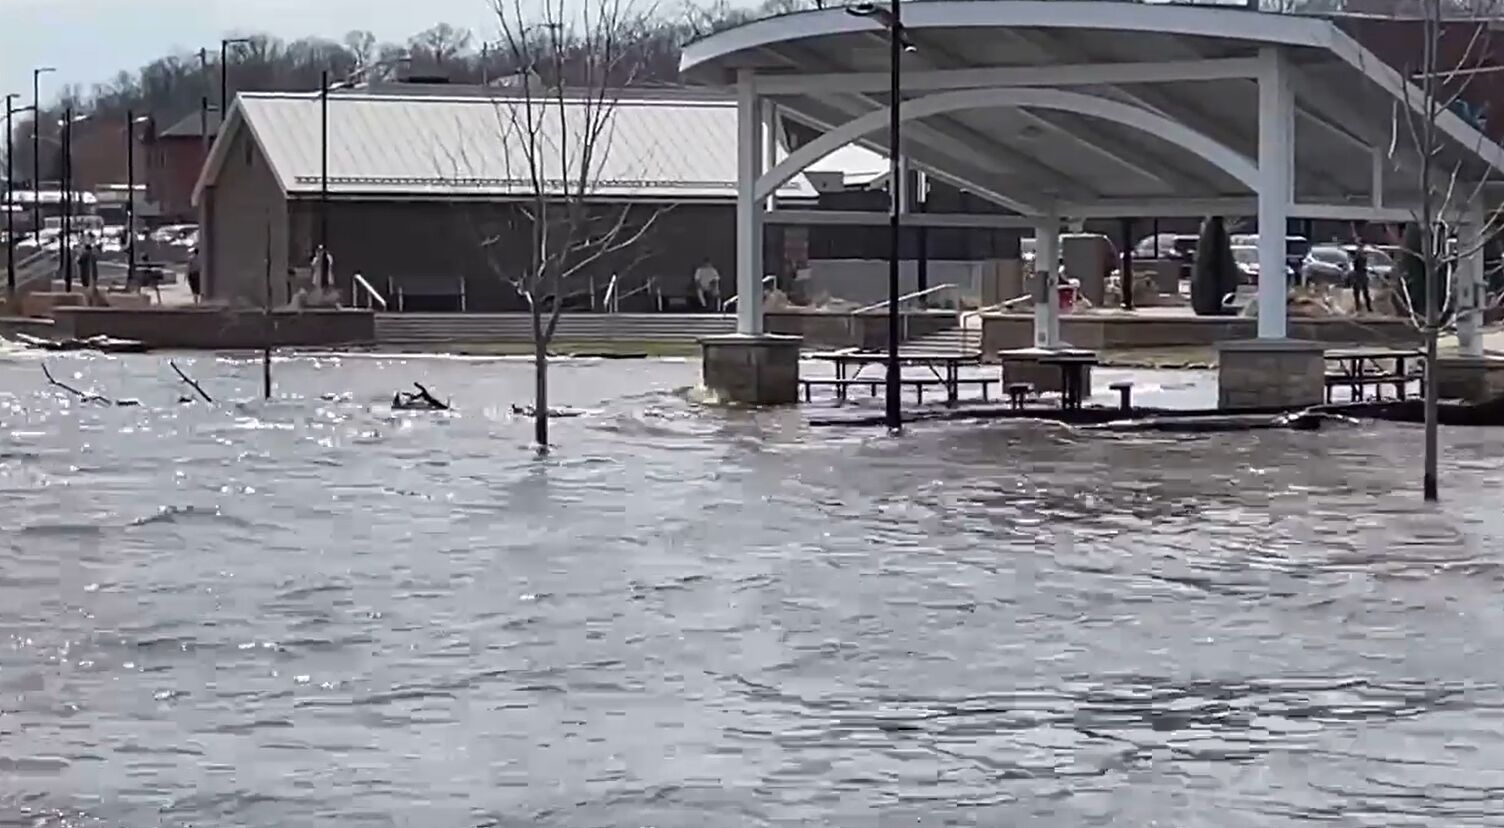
1108,380 -> 1134,412
1006,382 -> 1034,410
1323,371 -> 1425,403
800,377 -> 999,404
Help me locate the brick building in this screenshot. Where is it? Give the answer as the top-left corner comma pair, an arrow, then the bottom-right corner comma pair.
145,110 -> 220,222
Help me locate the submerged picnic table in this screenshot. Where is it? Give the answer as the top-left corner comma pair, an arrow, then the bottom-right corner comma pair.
1324,346 -> 1425,402
802,349 -> 990,405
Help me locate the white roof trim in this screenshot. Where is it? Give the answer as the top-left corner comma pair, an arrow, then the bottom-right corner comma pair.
681,1 -> 1332,74
681,0 -> 1504,184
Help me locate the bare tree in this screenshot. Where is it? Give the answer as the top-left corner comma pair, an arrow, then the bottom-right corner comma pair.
1391,0 -> 1504,500
488,0 -> 666,450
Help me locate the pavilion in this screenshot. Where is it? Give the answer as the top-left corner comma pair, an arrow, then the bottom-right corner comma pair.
681,0 -> 1504,406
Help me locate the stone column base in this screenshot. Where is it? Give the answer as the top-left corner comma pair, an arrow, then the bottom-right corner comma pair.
1433,355 -> 1504,402
999,347 -> 1095,395
700,334 -> 803,406
1217,339 -> 1325,409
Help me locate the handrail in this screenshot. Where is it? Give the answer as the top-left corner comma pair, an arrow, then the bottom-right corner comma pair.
851,282 -> 958,315
352,272 -> 388,310
722,275 -> 776,312
602,274 -> 619,313
615,276 -> 657,308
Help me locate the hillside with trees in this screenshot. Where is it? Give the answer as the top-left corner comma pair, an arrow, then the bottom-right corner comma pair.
3,0 -> 792,188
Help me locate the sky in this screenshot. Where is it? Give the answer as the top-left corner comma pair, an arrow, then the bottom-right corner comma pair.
0,0 -> 509,109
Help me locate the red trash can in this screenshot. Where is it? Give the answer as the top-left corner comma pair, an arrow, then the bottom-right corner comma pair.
1057,284 -> 1076,310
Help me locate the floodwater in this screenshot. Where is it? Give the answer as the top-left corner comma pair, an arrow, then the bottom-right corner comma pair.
2,349 -> 1504,827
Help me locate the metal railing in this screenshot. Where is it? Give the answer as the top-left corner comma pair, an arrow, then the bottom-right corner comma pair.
614,276 -> 660,312
722,275 -> 776,312
850,283 -> 975,350
352,272 -> 388,310
601,274 -> 620,313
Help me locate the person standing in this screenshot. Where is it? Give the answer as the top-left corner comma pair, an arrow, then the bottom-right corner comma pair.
694,257 -> 721,311
186,246 -> 202,301
78,239 -> 98,290
1350,242 -> 1372,314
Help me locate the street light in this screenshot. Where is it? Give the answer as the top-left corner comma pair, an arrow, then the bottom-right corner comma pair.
31,67 -> 55,244
125,111 -> 150,288
846,0 -> 914,433
5,94 -> 37,301
220,38 -> 253,129
316,55 -> 409,291
58,110 -> 86,292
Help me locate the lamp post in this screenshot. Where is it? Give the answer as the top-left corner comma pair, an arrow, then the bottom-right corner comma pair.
6,94 -> 37,301
31,67 -> 55,244
847,1 -> 912,433
316,55 -> 408,291
125,111 -> 149,288
56,110 -> 87,292
220,38 -> 252,130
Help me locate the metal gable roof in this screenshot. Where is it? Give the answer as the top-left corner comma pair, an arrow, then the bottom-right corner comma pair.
204,90 -> 852,202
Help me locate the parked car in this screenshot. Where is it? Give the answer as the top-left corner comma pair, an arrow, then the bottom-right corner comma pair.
1301,244 -> 1352,284
1231,233 -> 1310,274
1232,244 -> 1260,283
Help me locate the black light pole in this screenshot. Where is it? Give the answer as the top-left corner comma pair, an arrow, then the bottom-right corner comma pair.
849,1 -> 909,432
220,38 -> 252,132
32,67 -> 55,245
5,94 -> 28,300
126,111 -> 148,287
320,69 -> 330,289
60,108 -> 72,291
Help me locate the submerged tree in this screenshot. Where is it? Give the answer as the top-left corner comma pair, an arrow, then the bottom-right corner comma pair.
1390,0 -> 1504,501
487,0 -> 665,450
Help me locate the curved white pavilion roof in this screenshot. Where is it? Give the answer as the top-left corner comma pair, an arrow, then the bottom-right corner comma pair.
681,0 -> 1504,219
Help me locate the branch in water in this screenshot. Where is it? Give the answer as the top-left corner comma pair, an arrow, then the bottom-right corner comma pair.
169,360 -> 214,403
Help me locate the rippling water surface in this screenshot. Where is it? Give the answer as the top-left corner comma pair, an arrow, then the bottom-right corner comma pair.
3,348 -> 1504,827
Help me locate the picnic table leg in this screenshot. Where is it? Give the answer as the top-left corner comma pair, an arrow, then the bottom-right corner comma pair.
947,362 -> 959,406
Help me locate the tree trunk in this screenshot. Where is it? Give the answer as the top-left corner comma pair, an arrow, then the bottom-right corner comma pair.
1423,257 -> 1439,501
533,307 -> 549,450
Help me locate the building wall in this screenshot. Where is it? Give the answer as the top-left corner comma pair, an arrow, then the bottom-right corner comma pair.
202,127 -> 290,307
285,199 -> 740,312
147,136 -> 209,221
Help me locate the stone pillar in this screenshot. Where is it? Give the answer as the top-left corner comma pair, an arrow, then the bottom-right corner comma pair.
1433,355 -> 1504,402
1455,213 -> 1485,358
1217,339 -> 1324,409
701,334 -> 803,405
1257,47 -> 1293,339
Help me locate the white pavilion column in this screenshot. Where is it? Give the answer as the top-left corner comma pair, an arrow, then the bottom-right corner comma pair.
1218,46 -> 1324,410
1256,46 -> 1293,340
736,70 -> 765,335
1033,216 -> 1061,349
1456,209 -> 1485,358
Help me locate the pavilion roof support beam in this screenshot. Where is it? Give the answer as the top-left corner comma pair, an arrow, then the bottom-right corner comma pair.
753,57 -> 1261,96
763,42 -> 1088,203
1005,28 -> 1355,198
776,105 -> 1039,214
765,209 -> 1035,228
760,88 -> 1259,212
1058,197 -> 1445,223
901,30 -> 1201,195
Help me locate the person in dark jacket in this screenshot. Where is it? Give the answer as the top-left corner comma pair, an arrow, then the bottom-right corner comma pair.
1350,241 -> 1373,314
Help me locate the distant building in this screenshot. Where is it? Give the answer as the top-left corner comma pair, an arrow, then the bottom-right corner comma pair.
193,86 -> 872,310
147,110 -> 221,222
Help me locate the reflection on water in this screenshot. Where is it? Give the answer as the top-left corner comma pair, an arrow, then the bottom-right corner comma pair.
2,350 -> 1504,826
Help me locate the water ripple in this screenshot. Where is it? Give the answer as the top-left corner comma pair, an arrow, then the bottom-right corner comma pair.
1,354 -> 1503,825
